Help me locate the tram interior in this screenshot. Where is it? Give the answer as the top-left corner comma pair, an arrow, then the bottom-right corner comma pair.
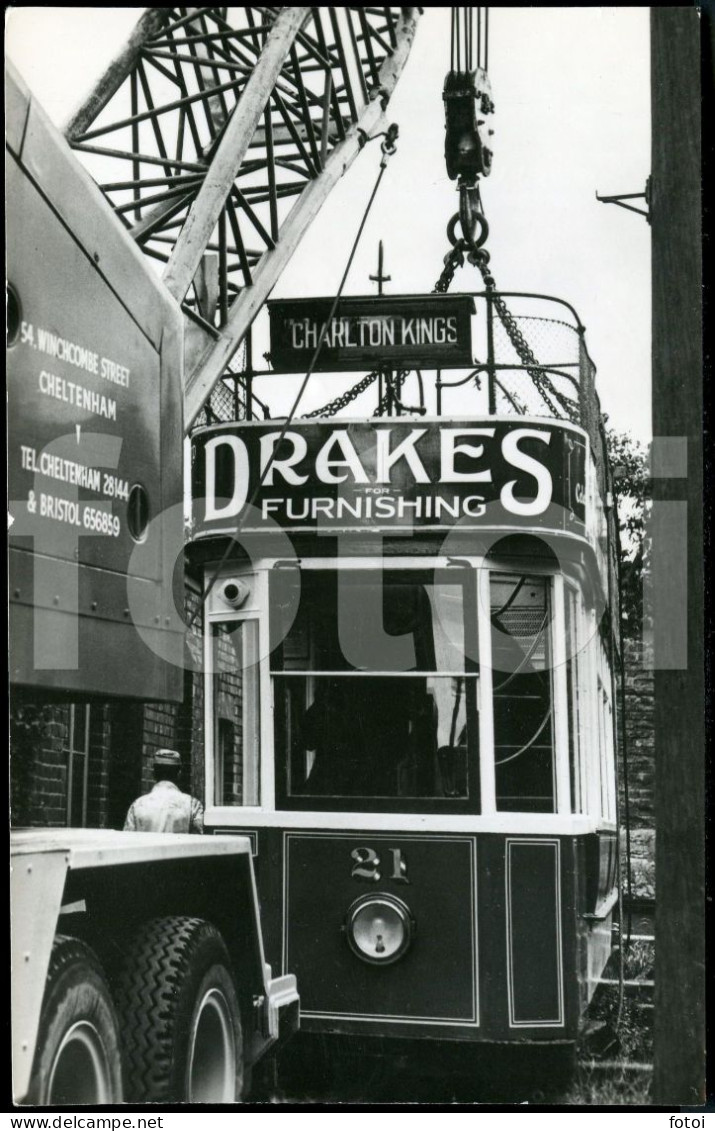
257,569 -> 557,811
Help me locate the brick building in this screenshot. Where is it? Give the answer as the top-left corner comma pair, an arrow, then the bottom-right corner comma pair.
12,600 -> 657,859
10,581 -> 205,831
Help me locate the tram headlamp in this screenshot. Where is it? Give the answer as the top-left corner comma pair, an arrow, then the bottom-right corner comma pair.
221,579 -> 249,608
345,894 -> 413,965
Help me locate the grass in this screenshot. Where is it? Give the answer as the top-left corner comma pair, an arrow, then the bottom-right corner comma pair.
622,938 -> 655,981
555,938 -> 655,1105
560,1064 -> 652,1107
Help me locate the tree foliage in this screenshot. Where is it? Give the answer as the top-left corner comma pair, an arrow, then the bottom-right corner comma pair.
606,427 -> 649,635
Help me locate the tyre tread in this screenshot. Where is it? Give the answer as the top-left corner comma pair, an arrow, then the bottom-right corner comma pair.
115,916 -> 240,1103
29,935 -> 122,1105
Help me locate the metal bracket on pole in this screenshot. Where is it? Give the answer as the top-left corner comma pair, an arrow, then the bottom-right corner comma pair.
596,176 -> 651,223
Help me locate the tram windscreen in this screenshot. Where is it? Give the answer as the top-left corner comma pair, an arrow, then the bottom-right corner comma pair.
490,574 -> 555,813
270,570 -> 479,808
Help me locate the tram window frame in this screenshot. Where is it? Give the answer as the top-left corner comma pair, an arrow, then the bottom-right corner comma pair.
565,583 -> 585,814
579,608 -> 601,819
606,690 -> 616,820
488,571 -> 559,815
208,616 -> 261,808
270,566 -> 481,814
596,639 -> 616,823
596,676 -> 608,819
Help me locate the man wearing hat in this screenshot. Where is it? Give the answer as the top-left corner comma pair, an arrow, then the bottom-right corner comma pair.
124,749 -> 204,833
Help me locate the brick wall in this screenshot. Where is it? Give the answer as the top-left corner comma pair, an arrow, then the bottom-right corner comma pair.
10,694 -> 69,826
10,692 -> 113,828
87,705 -> 112,828
10,583 -> 205,829
621,635 -> 655,828
142,701 -> 183,792
620,635 -> 655,899
138,583 -> 205,802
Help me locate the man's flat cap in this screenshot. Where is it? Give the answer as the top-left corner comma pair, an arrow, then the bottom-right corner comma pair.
154,748 -> 182,767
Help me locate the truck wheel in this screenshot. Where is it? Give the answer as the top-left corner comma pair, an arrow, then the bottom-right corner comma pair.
28,936 -> 123,1105
115,917 -> 243,1103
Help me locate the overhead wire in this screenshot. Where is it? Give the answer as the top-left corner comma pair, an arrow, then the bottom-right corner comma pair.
189,133 -> 397,625
476,7 -> 481,68
451,7 -> 488,73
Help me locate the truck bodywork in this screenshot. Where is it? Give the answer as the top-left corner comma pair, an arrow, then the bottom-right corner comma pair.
7,62 -> 184,701
11,829 -> 298,1103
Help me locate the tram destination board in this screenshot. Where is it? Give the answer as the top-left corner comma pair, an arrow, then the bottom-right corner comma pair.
268,294 -> 475,372
6,66 -> 184,700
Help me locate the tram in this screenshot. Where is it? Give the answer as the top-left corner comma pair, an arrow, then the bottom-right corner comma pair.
189,288 -> 620,1082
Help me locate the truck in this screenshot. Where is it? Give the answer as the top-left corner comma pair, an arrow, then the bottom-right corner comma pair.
7,61 -> 298,1106
11,830 -> 298,1104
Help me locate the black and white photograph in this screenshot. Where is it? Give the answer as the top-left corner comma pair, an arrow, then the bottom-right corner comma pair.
6,4 -> 706,1115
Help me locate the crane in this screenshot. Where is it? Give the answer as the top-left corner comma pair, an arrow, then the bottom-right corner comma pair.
62,7 -> 421,430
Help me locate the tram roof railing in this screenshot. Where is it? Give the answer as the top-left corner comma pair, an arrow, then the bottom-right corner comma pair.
190,288 -> 621,638
193,289 -> 604,466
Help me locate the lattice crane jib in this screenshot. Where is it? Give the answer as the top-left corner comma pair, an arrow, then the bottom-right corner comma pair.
63,6 -> 421,430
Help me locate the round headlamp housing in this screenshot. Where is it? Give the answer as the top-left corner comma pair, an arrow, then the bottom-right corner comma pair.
345,893 -> 414,965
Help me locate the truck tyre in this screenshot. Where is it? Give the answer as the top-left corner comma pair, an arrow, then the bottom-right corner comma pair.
115,916 -> 243,1103
28,936 -> 123,1105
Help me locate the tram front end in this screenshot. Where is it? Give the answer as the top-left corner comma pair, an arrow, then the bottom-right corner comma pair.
190,411 -> 619,1071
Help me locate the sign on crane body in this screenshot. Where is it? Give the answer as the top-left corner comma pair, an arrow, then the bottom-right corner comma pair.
7,65 -> 184,700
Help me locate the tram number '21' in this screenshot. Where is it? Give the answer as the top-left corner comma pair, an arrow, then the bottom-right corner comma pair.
350,847 -> 409,884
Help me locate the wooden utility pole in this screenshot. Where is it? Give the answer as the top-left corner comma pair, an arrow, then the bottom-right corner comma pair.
651,7 -> 705,1106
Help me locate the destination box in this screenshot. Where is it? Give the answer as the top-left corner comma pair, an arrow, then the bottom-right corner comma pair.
268,294 -> 475,373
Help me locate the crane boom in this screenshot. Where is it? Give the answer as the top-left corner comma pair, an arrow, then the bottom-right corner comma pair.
62,6 -> 422,430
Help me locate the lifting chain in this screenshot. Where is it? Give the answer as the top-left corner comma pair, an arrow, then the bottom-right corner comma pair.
434,183 -> 578,423
374,384 -> 393,417
301,370 -> 379,419
303,365 -> 422,421
433,241 -> 468,294
374,370 -> 413,417
474,257 -> 577,421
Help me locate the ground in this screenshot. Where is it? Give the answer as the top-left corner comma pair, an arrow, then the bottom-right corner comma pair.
251,943 -> 654,1107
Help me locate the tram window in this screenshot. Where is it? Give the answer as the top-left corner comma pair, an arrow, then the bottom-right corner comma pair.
604,692 -> 616,820
596,679 -> 606,818
597,675 -> 614,821
211,619 -> 260,806
565,588 -> 583,813
270,570 -> 479,809
490,574 -> 555,813
584,627 -> 603,817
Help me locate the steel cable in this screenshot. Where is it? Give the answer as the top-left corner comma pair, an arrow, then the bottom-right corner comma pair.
189,129 -> 398,624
